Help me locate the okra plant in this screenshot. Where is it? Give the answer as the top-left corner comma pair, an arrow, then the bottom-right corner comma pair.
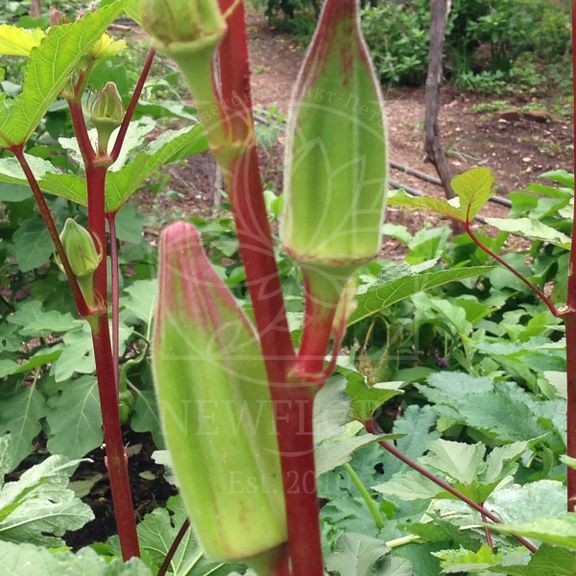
1,0 -> 575,574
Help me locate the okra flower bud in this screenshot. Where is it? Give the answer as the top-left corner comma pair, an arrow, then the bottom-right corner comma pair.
140,0 -> 226,54
55,218 -> 101,307
90,82 -> 124,154
280,0 -> 388,303
152,222 -> 287,561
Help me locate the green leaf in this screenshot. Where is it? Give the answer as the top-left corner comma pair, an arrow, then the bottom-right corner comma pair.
349,267 -> 493,326
541,169 -> 574,189
373,469 -> 442,501
0,454 -> 93,546
135,496 -> 239,575
388,168 -> 494,223
346,376 -> 404,421
314,377 -> 398,475
490,513 -> 576,550
0,541 -> 152,575
46,376 -> 103,459
0,25 -> 45,56
0,2 -> 126,147
114,204 -> 145,243
420,439 -> 485,486
0,183 -> 31,202
485,217 -> 572,249
488,480 -> 566,525
52,324 -> 95,382
122,279 -> 157,325
387,192 -> 463,220
12,218 -> 53,272
451,167 -> 494,221
0,435 -> 14,480
0,386 -> 47,467
130,389 -> 163,449
434,544 -> 503,574
326,533 -> 414,576
417,374 -> 551,444
105,124 -> 208,212
8,300 -> 81,336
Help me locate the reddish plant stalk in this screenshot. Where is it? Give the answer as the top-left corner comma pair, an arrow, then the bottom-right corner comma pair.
567,0 -> 576,512
90,312 -> 139,559
480,506 -> 494,552
295,278 -> 339,378
10,146 -> 91,317
108,213 -> 120,389
68,98 -> 96,164
463,223 -> 560,317
217,2 -> 324,573
111,49 -> 156,162
365,429 -> 538,554
158,519 -> 190,576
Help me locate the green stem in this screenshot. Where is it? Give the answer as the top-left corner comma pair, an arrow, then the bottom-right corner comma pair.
385,534 -> 422,549
343,463 -> 385,530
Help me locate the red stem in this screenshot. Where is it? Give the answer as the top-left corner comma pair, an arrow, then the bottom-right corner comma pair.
366,430 -> 538,554
111,49 -> 156,162
464,223 -> 560,317
567,316 -> 576,511
567,0 -> 576,512
480,505 -> 494,552
217,2 -> 324,573
158,519 -> 190,576
10,146 -> 91,317
108,213 -> 120,391
90,313 -> 140,559
69,75 -> 140,558
68,98 -> 96,164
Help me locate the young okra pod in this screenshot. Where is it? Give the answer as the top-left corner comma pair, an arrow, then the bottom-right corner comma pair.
281,0 -> 388,304
152,222 -> 287,562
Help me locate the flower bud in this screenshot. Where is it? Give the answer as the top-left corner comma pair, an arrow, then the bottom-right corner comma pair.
140,0 -> 226,53
90,82 -> 124,153
152,222 -> 287,561
55,219 -> 101,307
280,0 -> 388,299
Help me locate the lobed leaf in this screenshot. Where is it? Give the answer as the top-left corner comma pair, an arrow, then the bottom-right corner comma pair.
0,541 -> 152,575
485,217 -> 572,249
348,266 -> 493,326
0,1 -> 126,147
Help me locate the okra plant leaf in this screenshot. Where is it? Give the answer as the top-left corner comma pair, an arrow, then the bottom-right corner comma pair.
433,544 -> 504,574
481,545 -> 576,576
485,217 -> 572,249
0,386 -> 47,467
348,266 -> 493,326
314,377 -> 400,476
0,125 -> 208,212
489,513 -> 576,550
325,533 -> 414,576
12,218 -> 53,272
387,192 -> 463,220
0,452 -> 93,546
46,376 -> 103,460
0,1 -> 126,147
451,167 -> 494,221
345,374 -> 404,421
8,300 -> 81,336
388,168 -> 493,223
105,123 -> 208,212
0,25 -> 45,57
419,440 -> 486,486
487,480 -> 565,525
0,435 -> 13,481
0,542 -> 152,575
135,496 -> 241,576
